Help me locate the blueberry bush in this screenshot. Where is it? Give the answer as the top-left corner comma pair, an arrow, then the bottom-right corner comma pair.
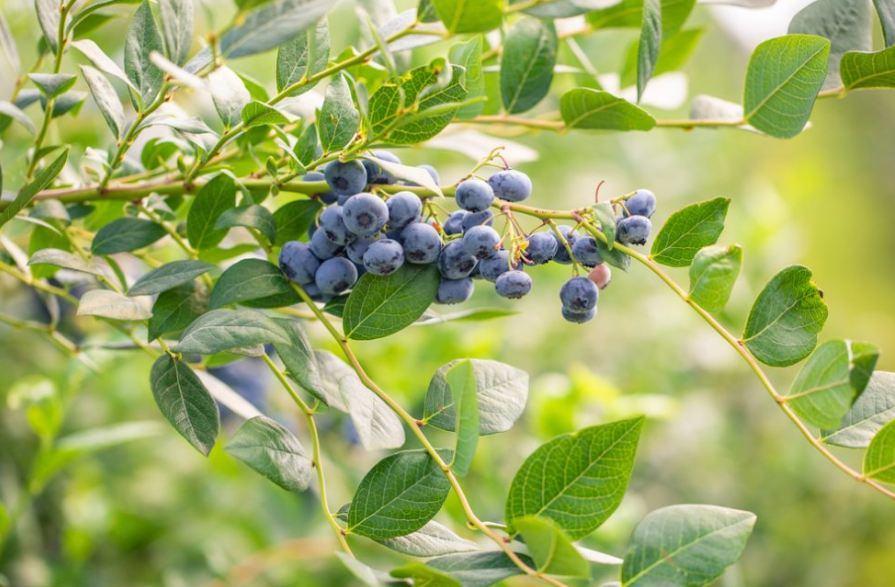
1,0 -> 895,585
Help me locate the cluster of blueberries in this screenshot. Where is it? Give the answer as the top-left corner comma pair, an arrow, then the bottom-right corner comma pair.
278,152 -> 657,323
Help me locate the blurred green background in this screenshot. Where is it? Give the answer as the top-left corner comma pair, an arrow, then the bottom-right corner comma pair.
2,1 -> 895,586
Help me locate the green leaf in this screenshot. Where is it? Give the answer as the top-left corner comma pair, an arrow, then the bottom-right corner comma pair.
187,173 -> 237,250
215,204 -> 277,243
226,415 -> 313,492
593,203 -> 617,249
786,340 -> 879,429
29,248 -> 104,276
377,520 -> 479,557
743,35 -> 830,138
650,198 -> 730,267
362,154 -> 443,197
0,147 -> 68,230
148,282 -> 209,340
586,0 -> 696,36
788,0 -> 871,90
35,0 -> 60,52
636,0 -> 661,101
71,39 -> 138,93
560,88 -> 656,131
742,265 -> 828,367
446,360 -> 478,477
348,449 -> 452,539
129,260 -> 214,296
449,36 -> 484,119
822,372 -> 895,448
621,28 -> 704,88
81,66 -> 126,139
391,563 -> 463,587
29,73 -> 77,98
500,18 -> 557,115
688,244 -> 742,313
92,217 -> 166,255
514,516 -> 589,578
159,0 -> 193,66
840,45 -> 895,90
431,0 -> 502,33
874,0 -> 895,47
333,356 -> 406,450
210,258 -> 300,309
506,418 -> 644,540
427,552 -> 533,587
620,505 -> 756,587
125,2 -> 164,110
424,359 -> 528,435
368,63 -> 468,145
271,318 -> 326,402
318,73 -> 359,152
276,21 -> 330,96
77,289 -> 153,320
0,100 -> 36,134
272,200 -> 320,246
863,418 -> 895,483
208,66 -> 250,129
343,264 -> 440,340
149,354 -> 220,456
241,100 -> 291,128
172,308 -> 290,355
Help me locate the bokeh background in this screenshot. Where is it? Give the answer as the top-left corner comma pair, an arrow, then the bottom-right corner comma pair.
2,1 -> 895,586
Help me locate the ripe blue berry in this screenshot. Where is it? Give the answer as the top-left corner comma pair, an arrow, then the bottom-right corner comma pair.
309,228 -> 343,260
495,270 -> 532,299
345,235 -> 379,265
488,169 -> 532,202
363,239 -> 405,276
402,223 -> 442,264
324,159 -> 368,196
362,151 -> 400,185
617,215 -> 652,246
479,250 -> 521,282
304,171 -> 337,204
461,209 -> 495,233
572,236 -> 603,267
279,241 -> 320,284
462,225 -> 501,259
315,257 -> 357,295
387,191 -> 423,229
525,232 -> 557,264
624,189 -> 656,218
455,178 -> 494,212
443,211 -> 467,236
562,306 -> 596,324
552,226 -> 578,265
560,276 -> 599,313
318,205 -> 354,245
343,193 -> 388,237
438,240 -> 478,279
436,277 -> 474,304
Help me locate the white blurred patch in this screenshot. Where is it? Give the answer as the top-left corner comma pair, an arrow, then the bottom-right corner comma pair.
425,129 -> 539,163
708,0 -> 815,51
195,370 -> 263,420
599,72 -> 689,110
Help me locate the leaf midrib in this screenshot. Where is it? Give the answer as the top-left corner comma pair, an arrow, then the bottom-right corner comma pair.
744,40 -> 828,121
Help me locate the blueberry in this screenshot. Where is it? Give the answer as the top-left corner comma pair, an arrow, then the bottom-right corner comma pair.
495,270 -> 532,299
436,277 -> 474,304
525,232 -> 557,264
443,211 -> 468,235
346,235 -> 380,265
552,226 -> 578,265
572,236 -> 603,267
617,216 -> 652,246
402,223 -> 442,264
303,282 -> 325,301
279,241 -> 320,285
386,226 -> 406,242
387,191 -> 423,229
562,306 -> 596,324
560,276 -> 599,313
324,160 -> 368,196
488,169 -> 532,203
343,193 -> 389,237
462,225 -> 501,259
363,239 -> 405,276
304,171 -> 337,204
588,264 -> 612,290
470,262 -> 483,280
362,151 -> 401,185
438,240 -> 478,279
455,178 -> 494,212
319,205 -> 355,245
461,210 -> 495,233
309,228 -> 343,260
624,189 -> 656,218
315,257 -> 357,294
479,250 -> 521,282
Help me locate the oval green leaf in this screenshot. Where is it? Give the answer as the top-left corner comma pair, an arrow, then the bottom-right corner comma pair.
150,354 -> 220,456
